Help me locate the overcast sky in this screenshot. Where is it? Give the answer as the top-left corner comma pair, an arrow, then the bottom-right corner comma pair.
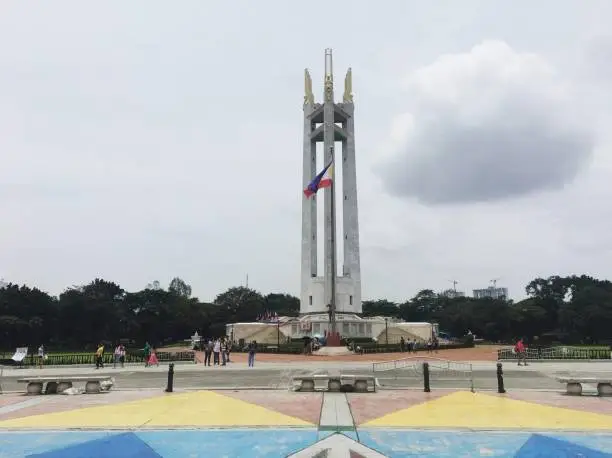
2,1 -> 612,302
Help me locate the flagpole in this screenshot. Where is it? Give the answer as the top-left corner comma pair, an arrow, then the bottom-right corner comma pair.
330,146 -> 337,335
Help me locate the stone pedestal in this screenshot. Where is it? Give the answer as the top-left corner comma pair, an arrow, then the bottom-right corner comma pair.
598,383 -> 612,397
45,382 -> 58,394
85,381 -> 101,394
354,380 -> 368,392
26,382 -> 43,395
328,379 -> 341,392
57,382 -> 73,393
566,382 -> 583,395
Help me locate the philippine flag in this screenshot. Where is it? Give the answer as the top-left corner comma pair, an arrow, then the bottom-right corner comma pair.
303,161 -> 333,198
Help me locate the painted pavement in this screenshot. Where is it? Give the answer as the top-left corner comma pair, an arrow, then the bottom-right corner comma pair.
0,389 -> 610,457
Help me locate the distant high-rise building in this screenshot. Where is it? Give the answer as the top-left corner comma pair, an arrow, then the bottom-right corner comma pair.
473,286 -> 509,300
440,289 -> 466,299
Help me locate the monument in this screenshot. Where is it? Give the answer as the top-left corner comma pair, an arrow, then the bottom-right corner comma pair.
299,48 -> 362,345
227,50 -> 434,346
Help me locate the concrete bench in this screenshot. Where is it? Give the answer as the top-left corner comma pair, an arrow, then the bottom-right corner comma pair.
292,374 -> 377,392
18,376 -> 113,395
292,374 -> 332,392
557,377 -> 612,396
340,374 -> 377,393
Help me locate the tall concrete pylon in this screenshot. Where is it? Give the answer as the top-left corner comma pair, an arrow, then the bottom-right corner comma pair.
300,49 -> 362,323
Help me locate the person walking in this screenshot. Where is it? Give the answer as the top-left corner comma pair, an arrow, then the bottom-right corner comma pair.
143,342 -> 151,368
148,347 -> 159,367
247,340 -> 257,367
515,338 -> 528,366
95,343 -> 105,369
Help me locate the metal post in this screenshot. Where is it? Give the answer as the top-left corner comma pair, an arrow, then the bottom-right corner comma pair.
277,319 -> 280,351
423,362 -> 431,392
385,318 -> 388,345
165,363 -> 174,393
496,362 -> 506,394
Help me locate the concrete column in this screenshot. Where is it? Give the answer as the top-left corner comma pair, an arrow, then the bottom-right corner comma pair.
342,104 -> 362,314
323,99 -> 335,312
300,103 -> 316,314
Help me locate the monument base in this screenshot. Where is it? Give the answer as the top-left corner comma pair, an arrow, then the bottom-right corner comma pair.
325,330 -> 342,347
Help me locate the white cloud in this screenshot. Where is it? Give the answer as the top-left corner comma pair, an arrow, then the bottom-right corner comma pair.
376,41 -> 595,205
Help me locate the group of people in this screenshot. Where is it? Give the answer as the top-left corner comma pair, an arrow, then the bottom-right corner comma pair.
93,342 -> 159,369
197,337 -> 258,367
396,336 -> 440,353
200,337 -> 231,366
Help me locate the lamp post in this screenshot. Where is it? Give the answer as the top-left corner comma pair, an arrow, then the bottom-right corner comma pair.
385,317 -> 389,345
277,318 -> 280,350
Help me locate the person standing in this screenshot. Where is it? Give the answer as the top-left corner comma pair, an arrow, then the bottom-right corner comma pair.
247,340 -> 257,367
225,338 -> 231,363
220,338 -> 227,366
400,337 -> 405,352
113,344 -> 122,369
37,344 -> 45,369
95,343 -> 105,369
213,339 -> 221,366
119,344 -> 126,368
204,339 -> 213,366
143,342 -> 151,368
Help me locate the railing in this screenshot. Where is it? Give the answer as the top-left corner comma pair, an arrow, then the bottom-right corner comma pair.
497,346 -> 611,361
372,356 -> 474,391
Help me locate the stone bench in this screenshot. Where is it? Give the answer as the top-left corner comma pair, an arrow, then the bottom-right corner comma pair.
292,374 -> 377,392
18,376 -> 113,395
557,377 -> 612,396
339,374 -> 377,393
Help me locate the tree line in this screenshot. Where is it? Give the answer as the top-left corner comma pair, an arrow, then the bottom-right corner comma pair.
0,274 -> 609,350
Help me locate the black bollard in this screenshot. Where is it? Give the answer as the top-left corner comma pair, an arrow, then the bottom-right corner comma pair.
165,363 -> 174,393
423,362 -> 431,393
496,362 -> 506,394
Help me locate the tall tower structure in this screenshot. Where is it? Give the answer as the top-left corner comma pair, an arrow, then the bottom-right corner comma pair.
300,49 -> 362,318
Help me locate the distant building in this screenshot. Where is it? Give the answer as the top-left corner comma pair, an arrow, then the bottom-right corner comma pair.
440,289 -> 466,299
473,286 -> 508,300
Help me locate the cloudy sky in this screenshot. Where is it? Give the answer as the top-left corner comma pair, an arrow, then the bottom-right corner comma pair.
2,1 -> 612,302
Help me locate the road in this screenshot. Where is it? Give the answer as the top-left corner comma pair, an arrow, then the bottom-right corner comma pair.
3,360 -> 611,392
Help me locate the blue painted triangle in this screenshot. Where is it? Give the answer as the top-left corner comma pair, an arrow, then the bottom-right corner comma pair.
27,432 -> 163,458
515,434 -> 612,458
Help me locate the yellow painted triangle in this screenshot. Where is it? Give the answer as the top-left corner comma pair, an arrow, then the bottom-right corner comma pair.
0,391 -> 312,428
363,391 -> 612,430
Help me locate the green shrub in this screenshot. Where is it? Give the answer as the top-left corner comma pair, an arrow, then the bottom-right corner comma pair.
0,351 -> 194,366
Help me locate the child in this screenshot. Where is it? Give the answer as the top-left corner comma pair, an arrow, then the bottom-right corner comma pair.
148,348 -> 159,367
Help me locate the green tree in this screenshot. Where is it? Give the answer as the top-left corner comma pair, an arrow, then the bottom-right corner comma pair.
362,299 -> 399,317
264,293 -> 299,316
169,277 -> 192,298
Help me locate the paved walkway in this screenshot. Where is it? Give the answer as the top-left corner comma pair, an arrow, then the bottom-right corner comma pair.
0,387 -> 611,456
3,359 -> 612,395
